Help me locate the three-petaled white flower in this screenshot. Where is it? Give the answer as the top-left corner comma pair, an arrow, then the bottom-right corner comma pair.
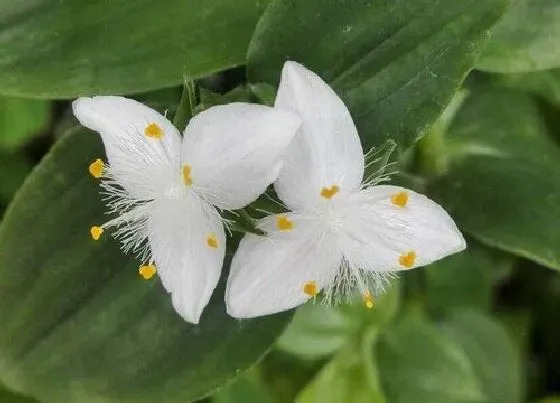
73,97 -> 300,324
226,62 -> 466,318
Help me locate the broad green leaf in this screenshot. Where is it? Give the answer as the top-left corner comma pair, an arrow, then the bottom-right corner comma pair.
259,351 -> 321,403
296,342 -> 386,403
493,69 -> 560,108
537,398 -> 560,403
430,88 -> 560,271
425,242 -> 512,315
0,97 -> 49,149
212,368 -> 274,403
377,312 -> 485,403
0,152 -> 32,204
0,128 -> 291,403
276,303 -> 352,360
442,310 -> 523,403
247,0 -> 507,149
0,0 -> 270,98
477,0 -> 560,73
0,383 -> 38,403
277,283 -> 400,360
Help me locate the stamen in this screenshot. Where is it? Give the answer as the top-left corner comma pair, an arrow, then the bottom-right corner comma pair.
276,215 -> 294,231
320,185 -> 340,199
88,158 -> 104,178
90,226 -> 103,241
303,281 -> 318,297
391,191 -> 408,208
182,164 -> 193,186
399,250 -> 416,268
144,123 -> 164,139
206,233 -> 219,249
139,264 -> 157,280
363,291 -> 374,309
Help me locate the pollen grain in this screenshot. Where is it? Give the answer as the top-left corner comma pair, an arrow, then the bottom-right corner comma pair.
363,291 -> 375,309
303,281 -> 318,297
399,250 -> 416,268
320,185 -> 340,199
206,233 -> 219,249
391,191 -> 409,208
139,264 -> 157,280
90,226 -> 104,241
145,123 -> 164,139
88,158 -> 104,178
182,164 -> 193,186
276,215 -> 294,231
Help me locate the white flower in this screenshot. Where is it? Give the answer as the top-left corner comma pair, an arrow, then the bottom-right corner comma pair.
226,62 -> 466,318
73,96 -> 300,324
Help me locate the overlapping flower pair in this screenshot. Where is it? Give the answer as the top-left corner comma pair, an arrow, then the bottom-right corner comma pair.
73,61 -> 465,324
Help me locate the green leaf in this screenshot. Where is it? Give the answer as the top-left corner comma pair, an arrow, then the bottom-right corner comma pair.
425,242 -> 512,315
296,341 -> 387,403
277,283 -> 400,360
493,69 -> 560,108
0,0 -> 271,98
477,0 -> 560,73
536,398 -> 560,403
0,96 -> 49,149
247,0 -> 507,149
0,128 -> 291,403
212,368 -> 274,403
442,310 -> 523,403
376,312 -> 485,403
0,383 -> 38,403
430,88 -> 560,271
0,152 -> 33,204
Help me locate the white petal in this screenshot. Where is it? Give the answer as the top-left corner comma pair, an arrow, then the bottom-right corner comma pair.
182,103 -> 300,210
73,96 -> 182,199
226,214 -> 341,318
274,61 -> 364,211
337,185 -> 466,272
147,192 -> 226,324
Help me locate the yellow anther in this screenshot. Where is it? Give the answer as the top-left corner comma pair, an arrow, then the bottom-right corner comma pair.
182,164 -> 193,186
206,233 -> 219,249
303,281 -> 318,297
90,226 -> 103,241
145,123 -> 164,139
363,291 -> 375,309
139,264 -> 157,280
88,158 -> 104,178
320,185 -> 340,199
391,191 -> 409,208
399,250 -> 416,268
276,215 -> 294,231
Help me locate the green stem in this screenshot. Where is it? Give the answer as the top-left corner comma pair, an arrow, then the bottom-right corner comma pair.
173,80 -> 196,131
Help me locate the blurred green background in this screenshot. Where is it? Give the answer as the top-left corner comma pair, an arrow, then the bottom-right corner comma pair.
1,0 -> 560,402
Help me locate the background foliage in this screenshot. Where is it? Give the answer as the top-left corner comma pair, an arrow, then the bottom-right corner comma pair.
0,0 -> 559,402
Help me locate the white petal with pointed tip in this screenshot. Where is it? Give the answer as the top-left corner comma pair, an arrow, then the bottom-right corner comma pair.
147,192 -> 226,324
181,103 -> 301,210
338,185 -> 466,272
72,96 -> 182,199
274,61 -> 364,211
226,215 -> 341,318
